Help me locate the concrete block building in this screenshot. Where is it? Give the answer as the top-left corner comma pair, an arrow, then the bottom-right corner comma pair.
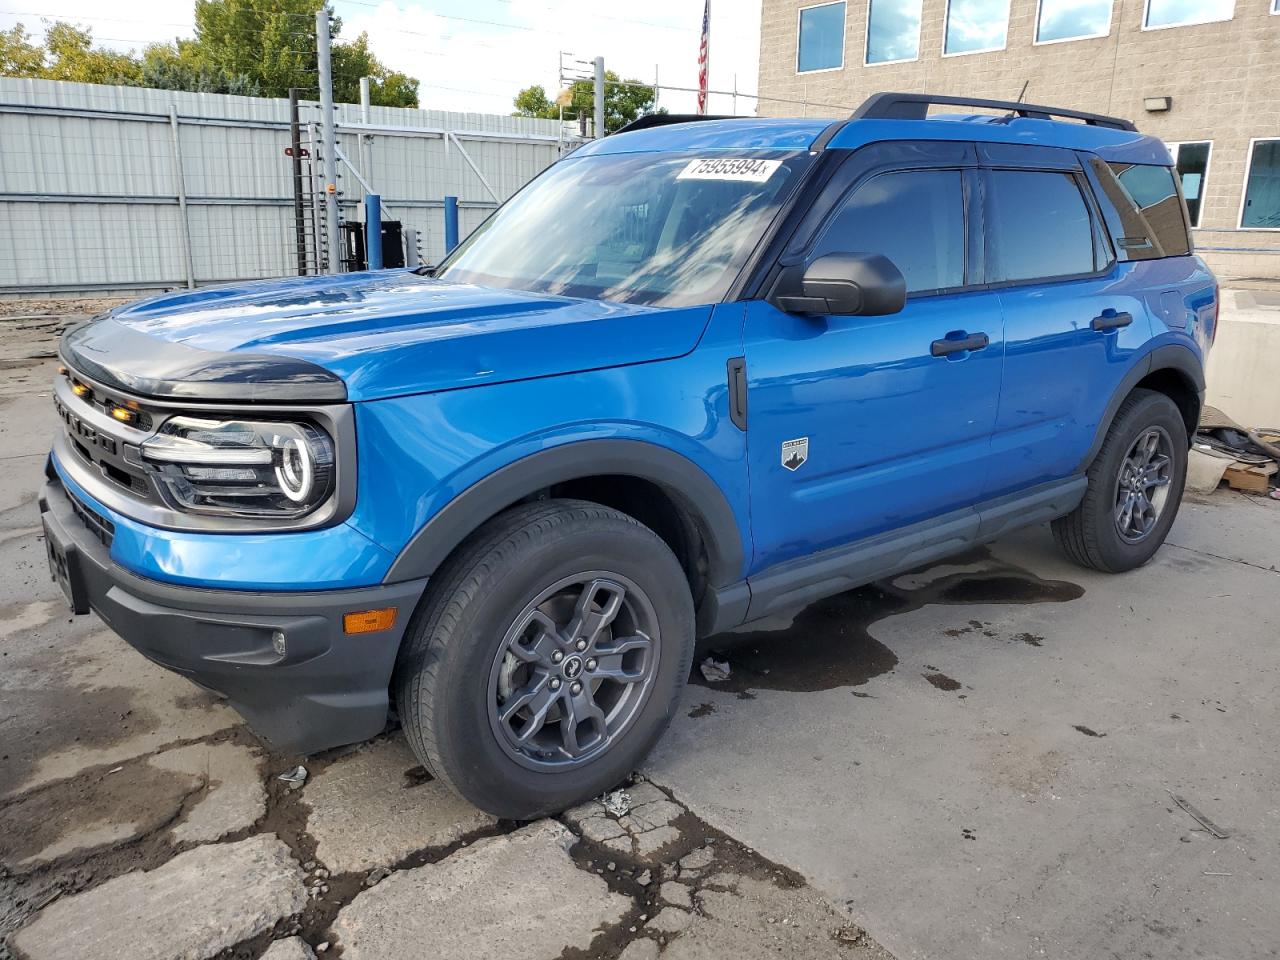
756,0 -> 1280,281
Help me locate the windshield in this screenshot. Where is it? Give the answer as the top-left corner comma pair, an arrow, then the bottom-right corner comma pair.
437,151 -> 811,307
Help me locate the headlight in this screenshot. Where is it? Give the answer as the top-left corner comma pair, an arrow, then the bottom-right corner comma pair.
139,416 -> 335,518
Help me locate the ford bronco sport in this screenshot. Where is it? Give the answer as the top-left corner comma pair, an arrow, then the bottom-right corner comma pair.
40,93 -> 1216,818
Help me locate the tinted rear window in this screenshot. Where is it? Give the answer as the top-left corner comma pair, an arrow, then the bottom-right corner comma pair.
1089,159 -> 1191,260
987,170 -> 1098,283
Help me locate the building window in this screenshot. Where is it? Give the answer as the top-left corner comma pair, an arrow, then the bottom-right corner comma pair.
797,2 -> 846,73
1035,0 -> 1112,42
866,0 -> 923,64
1143,0 -> 1233,30
944,0 -> 1011,55
1168,141 -> 1211,228
1240,139 -> 1280,230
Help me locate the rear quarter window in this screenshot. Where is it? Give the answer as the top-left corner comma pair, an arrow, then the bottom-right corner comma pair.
1088,159 -> 1192,260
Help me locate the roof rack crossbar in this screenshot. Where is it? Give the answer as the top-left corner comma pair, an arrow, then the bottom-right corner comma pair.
852,92 -> 1137,132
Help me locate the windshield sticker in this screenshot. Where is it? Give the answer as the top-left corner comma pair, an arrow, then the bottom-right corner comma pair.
677,158 -> 783,183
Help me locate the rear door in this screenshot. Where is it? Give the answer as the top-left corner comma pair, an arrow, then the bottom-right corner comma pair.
980,145 -> 1153,498
743,142 -> 1006,573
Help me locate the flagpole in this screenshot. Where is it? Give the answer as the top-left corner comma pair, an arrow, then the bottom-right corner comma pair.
703,0 -> 711,116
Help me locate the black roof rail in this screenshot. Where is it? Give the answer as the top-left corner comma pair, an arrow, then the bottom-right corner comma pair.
852,92 -> 1137,132
613,113 -> 739,135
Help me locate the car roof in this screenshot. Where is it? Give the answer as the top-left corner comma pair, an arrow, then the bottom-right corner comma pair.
579,113 -> 1169,166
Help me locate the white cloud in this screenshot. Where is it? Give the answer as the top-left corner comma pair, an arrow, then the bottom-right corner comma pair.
2,0 -> 762,116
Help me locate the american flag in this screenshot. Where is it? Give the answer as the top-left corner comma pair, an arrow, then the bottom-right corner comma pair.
697,0 -> 710,115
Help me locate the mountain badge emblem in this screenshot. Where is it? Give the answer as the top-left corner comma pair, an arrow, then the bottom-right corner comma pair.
781,437 -> 808,472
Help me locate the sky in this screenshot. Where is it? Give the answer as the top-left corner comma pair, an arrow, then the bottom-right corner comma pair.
0,0 -> 763,116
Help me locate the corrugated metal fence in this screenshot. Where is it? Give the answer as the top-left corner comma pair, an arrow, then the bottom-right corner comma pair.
0,78 -> 579,296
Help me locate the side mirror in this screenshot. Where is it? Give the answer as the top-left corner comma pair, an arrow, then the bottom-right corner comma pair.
772,252 -> 906,317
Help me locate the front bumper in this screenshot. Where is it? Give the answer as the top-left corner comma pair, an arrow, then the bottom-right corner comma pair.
39,471 -> 428,755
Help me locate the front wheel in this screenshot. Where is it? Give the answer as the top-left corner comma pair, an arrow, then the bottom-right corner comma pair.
395,499 -> 695,819
1052,388 -> 1188,573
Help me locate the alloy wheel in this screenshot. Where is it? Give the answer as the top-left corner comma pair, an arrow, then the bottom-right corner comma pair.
487,572 -> 660,770
1113,426 -> 1173,543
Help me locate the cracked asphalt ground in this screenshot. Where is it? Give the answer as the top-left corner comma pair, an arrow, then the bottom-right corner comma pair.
3,304 -> 1279,959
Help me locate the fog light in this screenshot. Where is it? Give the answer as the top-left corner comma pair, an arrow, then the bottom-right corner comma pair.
272,630 -> 287,656
343,608 -> 397,635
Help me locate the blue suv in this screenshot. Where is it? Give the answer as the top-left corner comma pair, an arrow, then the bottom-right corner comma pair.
39,93 -> 1216,818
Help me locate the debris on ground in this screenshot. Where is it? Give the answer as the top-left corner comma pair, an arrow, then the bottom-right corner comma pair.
277,765 -> 308,788
602,789 -> 633,818
1169,792 -> 1230,839
700,657 -> 732,683
1194,406 -> 1280,496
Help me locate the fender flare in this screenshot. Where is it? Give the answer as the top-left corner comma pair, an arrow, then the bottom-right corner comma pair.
1076,343 -> 1205,472
383,438 -> 746,588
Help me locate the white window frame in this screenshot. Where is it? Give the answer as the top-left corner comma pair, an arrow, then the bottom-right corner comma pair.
796,0 -> 847,75
941,0 -> 1011,57
1141,0 -> 1234,32
1273,0 -> 1279,15
864,0 -> 923,66
1238,137 -> 1280,231
1032,0 -> 1113,45
1167,140 -> 1213,229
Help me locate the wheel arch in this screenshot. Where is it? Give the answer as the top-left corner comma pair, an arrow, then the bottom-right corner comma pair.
1078,344 -> 1205,472
383,439 -> 747,598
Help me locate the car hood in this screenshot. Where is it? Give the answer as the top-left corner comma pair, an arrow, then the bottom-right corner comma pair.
63,270 -> 712,403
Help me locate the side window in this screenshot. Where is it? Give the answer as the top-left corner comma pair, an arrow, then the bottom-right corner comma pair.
812,169 -> 965,294
986,170 -> 1099,283
1088,159 -> 1191,259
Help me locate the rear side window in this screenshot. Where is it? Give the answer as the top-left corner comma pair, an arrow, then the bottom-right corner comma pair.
1088,159 -> 1191,259
986,170 -> 1098,283
812,169 -> 965,294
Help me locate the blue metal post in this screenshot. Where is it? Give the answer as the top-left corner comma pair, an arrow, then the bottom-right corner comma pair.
444,195 -> 459,254
365,194 -> 383,270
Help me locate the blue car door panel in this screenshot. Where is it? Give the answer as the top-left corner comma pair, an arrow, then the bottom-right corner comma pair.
743,152 -> 1004,573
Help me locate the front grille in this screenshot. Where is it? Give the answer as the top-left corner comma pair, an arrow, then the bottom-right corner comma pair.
65,483 -> 115,548
54,368 -> 158,505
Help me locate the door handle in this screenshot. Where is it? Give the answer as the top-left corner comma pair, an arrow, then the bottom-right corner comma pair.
931,332 -> 990,357
1091,310 -> 1133,332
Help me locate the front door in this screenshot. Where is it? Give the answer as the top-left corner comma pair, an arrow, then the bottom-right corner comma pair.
743,161 -> 1005,574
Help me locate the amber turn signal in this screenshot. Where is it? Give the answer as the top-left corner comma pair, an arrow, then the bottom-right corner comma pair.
71,381 -> 90,397
343,607 -> 397,635
110,405 -> 135,424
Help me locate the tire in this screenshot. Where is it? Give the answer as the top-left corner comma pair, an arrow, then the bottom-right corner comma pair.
394,499 -> 695,819
1052,388 -> 1188,573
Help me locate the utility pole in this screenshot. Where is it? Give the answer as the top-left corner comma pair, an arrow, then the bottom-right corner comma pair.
316,6 -> 340,274
593,56 -> 605,139
288,88 -> 307,276
359,76 -> 372,189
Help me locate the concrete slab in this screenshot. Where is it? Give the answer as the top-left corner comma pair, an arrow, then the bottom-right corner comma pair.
10,834 -> 306,960
332,821 -> 631,960
662,875 -> 892,960
564,779 -> 686,859
648,501 -> 1280,960
303,738 -> 495,874
260,936 -> 316,960
150,741 -> 266,843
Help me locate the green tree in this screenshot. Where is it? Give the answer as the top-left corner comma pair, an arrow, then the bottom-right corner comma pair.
513,71 -> 662,134
331,31 -> 418,108
0,4 -> 417,107
0,24 -> 44,77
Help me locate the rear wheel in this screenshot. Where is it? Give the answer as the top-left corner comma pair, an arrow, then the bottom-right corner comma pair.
1052,388 -> 1188,572
395,499 -> 694,819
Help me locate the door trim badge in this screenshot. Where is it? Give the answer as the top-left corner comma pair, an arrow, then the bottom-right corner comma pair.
781,437 -> 808,471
